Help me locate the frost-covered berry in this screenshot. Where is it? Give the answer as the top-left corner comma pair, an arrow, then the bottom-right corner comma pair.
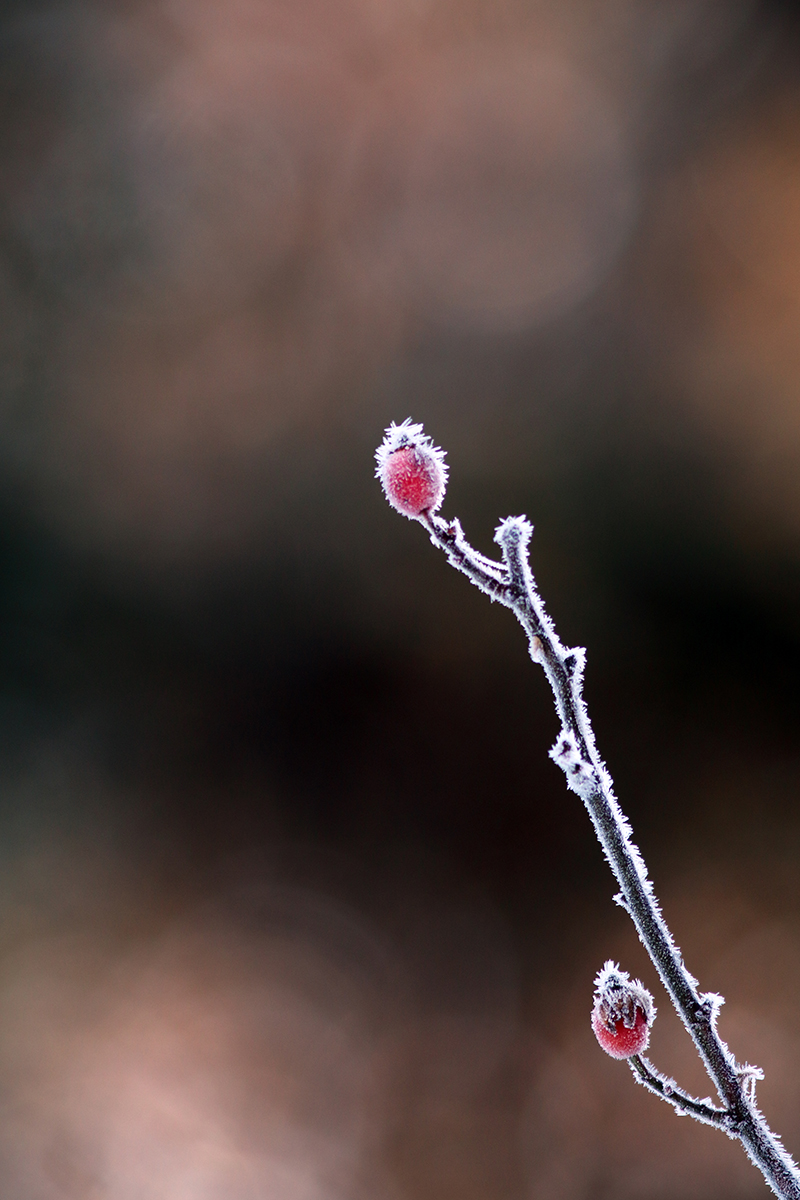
375,419 -> 448,519
591,960 -> 655,1059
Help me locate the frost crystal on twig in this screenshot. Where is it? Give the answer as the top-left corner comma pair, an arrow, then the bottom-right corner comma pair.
375,419 -> 800,1200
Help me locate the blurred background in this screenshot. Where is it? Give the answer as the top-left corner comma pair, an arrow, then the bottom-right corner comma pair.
0,0 -> 800,1196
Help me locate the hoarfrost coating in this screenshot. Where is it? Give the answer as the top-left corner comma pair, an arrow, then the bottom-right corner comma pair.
375,420 -> 800,1199
590,961 -> 654,1061
592,961 -> 655,1029
375,419 -> 448,518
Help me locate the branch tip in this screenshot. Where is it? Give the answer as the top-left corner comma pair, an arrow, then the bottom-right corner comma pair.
493,514 -> 534,549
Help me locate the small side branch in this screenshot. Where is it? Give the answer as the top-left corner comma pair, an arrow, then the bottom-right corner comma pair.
629,1055 -> 734,1131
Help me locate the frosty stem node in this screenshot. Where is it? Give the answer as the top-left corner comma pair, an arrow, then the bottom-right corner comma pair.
375,421 -> 800,1200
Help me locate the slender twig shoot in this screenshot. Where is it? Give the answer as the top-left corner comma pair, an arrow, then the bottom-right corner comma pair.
375,419 -> 800,1200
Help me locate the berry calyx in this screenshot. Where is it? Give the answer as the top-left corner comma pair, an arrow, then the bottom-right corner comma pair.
375,419 -> 448,519
591,960 -> 655,1059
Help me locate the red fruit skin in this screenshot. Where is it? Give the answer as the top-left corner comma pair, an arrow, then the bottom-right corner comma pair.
592,1004 -> 650,1059
383,446 -> 444,517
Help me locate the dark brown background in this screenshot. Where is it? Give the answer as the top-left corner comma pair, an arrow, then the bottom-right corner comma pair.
0,1 -> 799,1196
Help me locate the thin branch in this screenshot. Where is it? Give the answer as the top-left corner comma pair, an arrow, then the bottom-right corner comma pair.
418,508 -> 800,1200
628,1055 -> 733,1129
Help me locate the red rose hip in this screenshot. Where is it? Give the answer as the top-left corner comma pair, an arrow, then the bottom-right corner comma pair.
592,1003 -> 650,1058
591,960 -> 655,1059
376,419 -> 448,519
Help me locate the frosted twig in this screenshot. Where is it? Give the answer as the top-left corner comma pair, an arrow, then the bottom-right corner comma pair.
374,421 -> 800,1199
628,1055 -> 733,1128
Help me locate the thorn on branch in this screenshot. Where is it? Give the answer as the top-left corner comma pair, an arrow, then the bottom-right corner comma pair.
549,729 -> 596,794
738,1064 -> 765,1103
700,992 -> 725,1029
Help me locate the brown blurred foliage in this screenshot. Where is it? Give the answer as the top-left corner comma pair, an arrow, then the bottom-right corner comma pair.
0,0 -> 799,1197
